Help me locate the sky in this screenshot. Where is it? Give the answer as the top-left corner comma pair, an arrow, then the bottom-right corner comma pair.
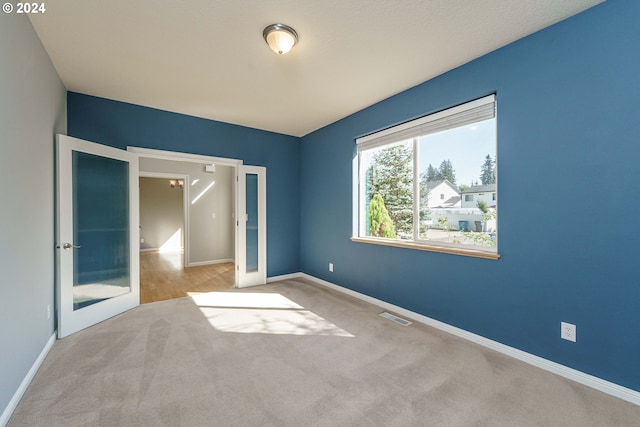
418,118 -> 496,186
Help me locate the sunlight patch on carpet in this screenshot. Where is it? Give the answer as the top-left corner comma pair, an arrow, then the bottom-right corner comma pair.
189,291 -> 354,337
189,292 -> 304,310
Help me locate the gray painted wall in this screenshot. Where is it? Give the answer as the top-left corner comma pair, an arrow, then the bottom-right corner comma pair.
0,14 -> 66,418
139,177 -> 184,251
139,158 -> 234,264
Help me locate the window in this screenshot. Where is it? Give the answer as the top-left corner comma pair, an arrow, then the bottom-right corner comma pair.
354,95 -> 498,257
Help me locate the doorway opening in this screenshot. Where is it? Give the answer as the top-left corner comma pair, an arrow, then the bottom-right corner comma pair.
138,161 -> 235,303
130,147 -> 266,293
138,174 -> 231,303
130,147 -> 265,303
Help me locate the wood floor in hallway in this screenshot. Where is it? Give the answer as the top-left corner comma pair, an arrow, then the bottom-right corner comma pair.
140,251 -> 234,304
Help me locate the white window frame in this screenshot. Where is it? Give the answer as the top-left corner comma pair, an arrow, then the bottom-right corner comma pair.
352,95 -> 499,260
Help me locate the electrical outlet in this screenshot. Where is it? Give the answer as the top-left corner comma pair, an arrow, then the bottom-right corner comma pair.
47,304 -> 51,320
140,238 -> 145,243
561,322 -> 576,342
329,263 -> 334,272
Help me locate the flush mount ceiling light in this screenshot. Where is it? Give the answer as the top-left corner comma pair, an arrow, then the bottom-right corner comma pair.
263,23 -> 298,55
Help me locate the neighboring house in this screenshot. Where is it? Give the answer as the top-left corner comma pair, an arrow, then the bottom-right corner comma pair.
460,184 -> 496,208
425,180 -> 461,208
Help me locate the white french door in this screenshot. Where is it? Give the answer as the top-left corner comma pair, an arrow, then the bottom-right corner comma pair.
236,165 -> 266,287
56,135 -> 139,338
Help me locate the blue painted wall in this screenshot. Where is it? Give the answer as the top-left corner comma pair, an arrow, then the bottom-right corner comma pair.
300,0 -> 640,391
67,92 -> 300,277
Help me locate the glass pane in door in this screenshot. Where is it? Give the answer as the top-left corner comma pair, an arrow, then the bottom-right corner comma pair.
245,173 -> 259,273
72,151 -> 131,310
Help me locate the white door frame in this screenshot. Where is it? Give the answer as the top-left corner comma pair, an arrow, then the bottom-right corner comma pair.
57,135 -> 140,338
138,172 -> 190,263
128,147 -> 242,168
127,147 -> 264,288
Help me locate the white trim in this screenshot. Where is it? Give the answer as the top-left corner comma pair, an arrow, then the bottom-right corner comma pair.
139,171 -> 188,179
139,248 -> 186,253
138,172 -> 190,266
356,94 -> 495,147
352,155 -> 360,237
1,332 -> 56,427
412,137 -> 420,240
128,146 -> 242,167
299,273 -> 640,407
267,272 -> 303,283
188,258 -> 234,267
139,248 -> 161,253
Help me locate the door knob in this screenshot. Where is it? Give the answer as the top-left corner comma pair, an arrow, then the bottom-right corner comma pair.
59,243 -> 81,250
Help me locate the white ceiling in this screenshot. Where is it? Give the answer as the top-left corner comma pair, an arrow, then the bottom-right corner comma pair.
29,0 -> 603,137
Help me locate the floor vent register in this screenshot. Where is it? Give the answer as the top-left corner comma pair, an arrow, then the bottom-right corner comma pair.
379,311 -> 412,326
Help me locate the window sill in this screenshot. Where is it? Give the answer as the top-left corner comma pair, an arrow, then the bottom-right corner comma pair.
350,237 -> 500,260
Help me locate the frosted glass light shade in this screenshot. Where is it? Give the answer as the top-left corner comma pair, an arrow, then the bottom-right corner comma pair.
263,24 -> 298,55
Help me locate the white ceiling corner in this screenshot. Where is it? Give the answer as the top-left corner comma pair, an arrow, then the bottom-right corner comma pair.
29,0 -> 604,137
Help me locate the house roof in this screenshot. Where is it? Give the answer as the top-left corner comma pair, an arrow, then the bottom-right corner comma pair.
460,184 -> 496,194
442,196 -> 461,207
426,180 -> 459,194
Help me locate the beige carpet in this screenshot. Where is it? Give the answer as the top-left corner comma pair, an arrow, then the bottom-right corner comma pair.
9,279 -> 640,426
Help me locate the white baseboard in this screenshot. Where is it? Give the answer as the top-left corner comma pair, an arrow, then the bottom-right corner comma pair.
267,272 -> 304,283
1,332 -> 56,427
140,248 -> 186,254
299,273 -> 640,406
188,258 -> 233,267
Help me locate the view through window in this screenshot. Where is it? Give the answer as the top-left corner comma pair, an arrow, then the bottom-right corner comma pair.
356,95 -> 497,254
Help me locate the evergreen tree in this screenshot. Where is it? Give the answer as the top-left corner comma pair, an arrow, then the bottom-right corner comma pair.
425,164 -> 439,182
368,194 -> 396,238
366,143 -> 413,236
418,171 -> 432,235
419,170 -> 431,208
438,159 -> 456,185
480,154 -> 496,185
